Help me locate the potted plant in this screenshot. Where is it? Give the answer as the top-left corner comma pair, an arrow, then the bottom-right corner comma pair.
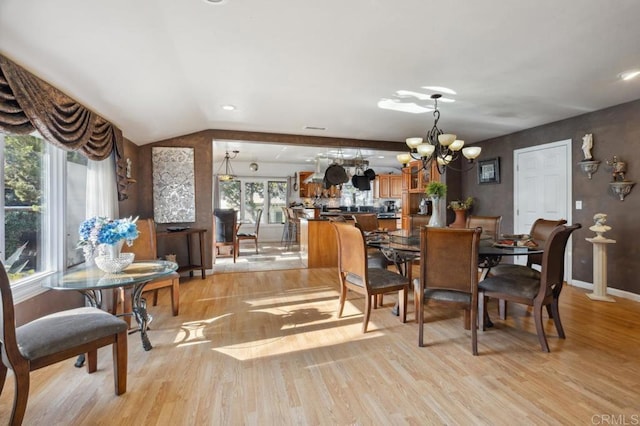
425,181 -> 447,199
424,182 -> 447,227
448,196 -> 473,228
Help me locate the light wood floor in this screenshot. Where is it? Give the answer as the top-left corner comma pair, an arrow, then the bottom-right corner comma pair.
2,268 -> 639,425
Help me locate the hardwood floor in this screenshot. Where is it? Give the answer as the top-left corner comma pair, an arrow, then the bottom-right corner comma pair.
2,268 -> 639,424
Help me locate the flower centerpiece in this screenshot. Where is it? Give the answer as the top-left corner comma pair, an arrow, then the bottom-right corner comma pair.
78,216 -> 139,272
448,197 -> 474,228
449,196 -> 474,211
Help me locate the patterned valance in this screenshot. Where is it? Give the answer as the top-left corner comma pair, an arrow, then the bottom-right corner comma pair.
0,53 -> 128,200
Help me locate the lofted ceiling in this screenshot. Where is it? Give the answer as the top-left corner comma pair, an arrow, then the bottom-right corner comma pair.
2,0 -> 640,155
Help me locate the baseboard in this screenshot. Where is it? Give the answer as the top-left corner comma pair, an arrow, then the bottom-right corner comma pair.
569,279 -> 640,302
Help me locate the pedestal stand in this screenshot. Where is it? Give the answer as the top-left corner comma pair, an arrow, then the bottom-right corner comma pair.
585,237 -> 616,302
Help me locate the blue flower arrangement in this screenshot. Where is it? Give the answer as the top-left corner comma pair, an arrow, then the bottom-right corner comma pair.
78,216 -> 139,261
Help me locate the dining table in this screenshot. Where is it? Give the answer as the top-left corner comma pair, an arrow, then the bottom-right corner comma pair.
367,229 -> 544,324
43,260 -> 178,355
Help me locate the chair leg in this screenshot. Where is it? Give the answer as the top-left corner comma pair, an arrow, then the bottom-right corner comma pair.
362,294 -> 372,333
533,302 -> 550,352
417,295 -> 425,347
113,330 -> 128,395
471,304 -> 478,356
87,349 -> 98,373
478,291 -> 486,331
550,299 -> 565,338
10,363 -> 30,426
0,362 -> 6,395
255,238 -> 259,254
499,299 -> 507,320
337,284 -> 347,318
399,288 -> 407,324
171,277 -> 180,316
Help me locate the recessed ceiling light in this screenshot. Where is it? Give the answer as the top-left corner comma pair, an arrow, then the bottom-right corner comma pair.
304,126 -> 326,131
204,0 -> 226,4
620,70 -> 640,81
422,86 -> 457,95
221,104 -> 236,111
377,156 -> 385,159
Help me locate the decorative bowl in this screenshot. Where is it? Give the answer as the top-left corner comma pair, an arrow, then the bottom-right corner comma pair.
94,253 -> 135,273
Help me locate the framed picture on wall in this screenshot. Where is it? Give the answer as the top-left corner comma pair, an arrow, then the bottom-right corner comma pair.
478,157 -> 500,184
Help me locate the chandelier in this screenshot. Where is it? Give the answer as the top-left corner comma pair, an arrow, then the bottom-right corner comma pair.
217,150 -> 239,181
396,94 -> 482,174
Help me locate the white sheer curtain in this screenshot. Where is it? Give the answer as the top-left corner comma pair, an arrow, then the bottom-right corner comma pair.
86,153 -> 119,218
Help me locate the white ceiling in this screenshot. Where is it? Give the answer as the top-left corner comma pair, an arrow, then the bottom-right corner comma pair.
2,0 -> 640,153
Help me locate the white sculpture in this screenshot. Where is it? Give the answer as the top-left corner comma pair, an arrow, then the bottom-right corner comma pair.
589,213 -> 611,240
581,133 -> 593,160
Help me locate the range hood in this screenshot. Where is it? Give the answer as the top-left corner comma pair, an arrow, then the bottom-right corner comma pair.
304,159 -> 324,183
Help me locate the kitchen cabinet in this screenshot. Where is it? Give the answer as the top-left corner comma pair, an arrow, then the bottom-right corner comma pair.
298,171 -> 320,198
374,174 -> 402,199
401,161 -> 440,230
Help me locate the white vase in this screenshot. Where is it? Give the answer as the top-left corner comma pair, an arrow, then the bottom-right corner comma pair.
428,196 -> 443,227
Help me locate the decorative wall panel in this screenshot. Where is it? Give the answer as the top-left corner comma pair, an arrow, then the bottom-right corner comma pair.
152,147 -> 196,223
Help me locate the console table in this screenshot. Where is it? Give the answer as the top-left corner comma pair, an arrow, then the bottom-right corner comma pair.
157,228 -> 207,279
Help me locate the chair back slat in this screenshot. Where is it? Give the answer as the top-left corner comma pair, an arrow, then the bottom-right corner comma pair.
466,215 -> 502,241
0,262 -> 21,368
121,218 -> 157,260
333,222 -> 368,287
420,227 -> 481,293
538,224 -> 581,299
214,209 -> 237,243
352,214 -> 378,232
527,218 -> 568,267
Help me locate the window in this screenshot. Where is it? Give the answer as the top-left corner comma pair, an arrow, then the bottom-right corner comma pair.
218,178 -> 287,224
1,132 -> 88,302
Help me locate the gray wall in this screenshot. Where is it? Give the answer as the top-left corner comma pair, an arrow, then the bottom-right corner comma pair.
461,99 -> 640,295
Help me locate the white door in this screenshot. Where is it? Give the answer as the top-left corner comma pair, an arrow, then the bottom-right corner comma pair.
513,140 -> 572,275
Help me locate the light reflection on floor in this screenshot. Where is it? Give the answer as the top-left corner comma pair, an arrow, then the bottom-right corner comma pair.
213,242 -> 304,273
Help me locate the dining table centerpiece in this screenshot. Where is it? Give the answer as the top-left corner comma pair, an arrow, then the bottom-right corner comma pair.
425,181 -> 447,227
78,216 -> 139,273
448,196 -> 474,228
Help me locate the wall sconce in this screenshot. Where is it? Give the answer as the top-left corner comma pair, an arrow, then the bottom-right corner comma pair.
606,156 -> 635,201
579,160 -> 600,179
125,158 -> 136,184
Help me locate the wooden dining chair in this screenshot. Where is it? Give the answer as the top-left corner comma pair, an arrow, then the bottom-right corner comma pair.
478,223 -> 581,352
236,209 -> 262,254
0,262 -> 128,425
489,218 -> 567,320
120,218 -> 180,317
352,213 -> 379,232
416,227 -> 482,355
213,209 -> 238,263
466,215 -> 502,240
333,222 -> 409,332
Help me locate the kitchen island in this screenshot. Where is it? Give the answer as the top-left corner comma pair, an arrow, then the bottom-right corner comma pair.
299,214 -> 400,268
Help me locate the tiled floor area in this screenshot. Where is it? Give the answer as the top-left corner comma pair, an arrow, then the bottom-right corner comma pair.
212,241 -> 305,273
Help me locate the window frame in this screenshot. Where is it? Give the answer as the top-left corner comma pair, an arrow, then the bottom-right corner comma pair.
2,133 -> 69,303
217,176 -> 288,225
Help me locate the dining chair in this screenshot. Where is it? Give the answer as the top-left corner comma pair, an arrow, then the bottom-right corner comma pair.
120,218 -> 180,317
491,218 -> 568,277
332,222 -> 409,332
489,218 -> 567,320
466,215 -> 502,240
0,262 -> 128,425
213,208 -> 237,263
410,214 -> 431,231
237,209 -> 263,254
416,227 -> 482,355
478,223 -> 581,352
352,213 -> 379,232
